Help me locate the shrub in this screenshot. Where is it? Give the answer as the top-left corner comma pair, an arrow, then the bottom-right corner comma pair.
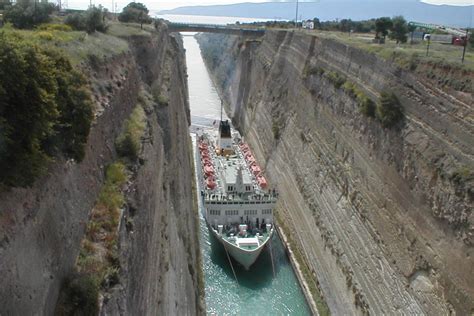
64,13 -> 86,31
342,81 -> 376,118
115,105 -> 146,160
57,273 -> 99,316
326,71 -> 346,89
156,94 -> 169,107
38,23 -> 73,32
359,96 -> 376,117
37,30 -> 54,40
272,120 -> 281,140
0,32 -> 93,187
376,91 -> 404,127
450,166 -> 474,186
4,2 -> 55,29
303,64 -> 325,78
64,6 -> 107,33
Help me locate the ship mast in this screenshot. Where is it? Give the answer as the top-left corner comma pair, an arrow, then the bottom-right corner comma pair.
220,100 -> 223,122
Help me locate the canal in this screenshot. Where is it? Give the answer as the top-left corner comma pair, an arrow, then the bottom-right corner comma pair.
183,34 -> 311,315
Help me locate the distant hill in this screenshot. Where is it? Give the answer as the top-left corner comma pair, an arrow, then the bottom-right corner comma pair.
158,0 -> 473,27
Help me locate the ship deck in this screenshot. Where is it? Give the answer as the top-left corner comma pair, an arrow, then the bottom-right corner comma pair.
219,228 -> 272,251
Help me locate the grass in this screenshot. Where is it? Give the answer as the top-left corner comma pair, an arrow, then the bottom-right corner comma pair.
342,81 -> 376,118
450,165 -> 474,187
309,30 -> 474,70
107,22 -> 153,38
275,210 -> 330,316
58,162 -> 127,314
76,161 -> 127,280
0,22 -> 129,65
326,71 -> 346,89
297,29 -> 473,93
116,104 -> 146,160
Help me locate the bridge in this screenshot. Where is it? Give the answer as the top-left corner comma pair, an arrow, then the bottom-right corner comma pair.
167,22 -> 265,37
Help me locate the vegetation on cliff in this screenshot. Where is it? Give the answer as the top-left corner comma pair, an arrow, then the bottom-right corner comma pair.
376,91 -> 404,127
116,103 -> 146,160
118,2 -> 152,28
56,162 -> 127,315
0,31 -> 93,187
3,0 -> 54,29
64,6 -> 108,33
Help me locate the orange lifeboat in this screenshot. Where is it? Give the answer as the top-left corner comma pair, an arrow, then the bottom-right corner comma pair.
257,175 -> 268,189
202,157 -> 212,165
204,165 -> 214,176
206,178 -> 217,189
251,165 -> 261,176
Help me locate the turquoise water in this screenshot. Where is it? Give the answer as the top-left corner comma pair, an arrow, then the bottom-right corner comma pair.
184,35 -> 311,315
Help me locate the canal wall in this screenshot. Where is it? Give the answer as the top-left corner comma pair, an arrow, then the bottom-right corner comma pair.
0,24 -> 203,315
197,31 -> 473,315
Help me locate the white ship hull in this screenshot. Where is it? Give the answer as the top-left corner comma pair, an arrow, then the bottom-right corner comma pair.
208,223 -> 273,270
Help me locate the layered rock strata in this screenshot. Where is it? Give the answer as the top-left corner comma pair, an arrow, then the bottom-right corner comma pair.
198,31 -> 473,315
0,25 -> 202,315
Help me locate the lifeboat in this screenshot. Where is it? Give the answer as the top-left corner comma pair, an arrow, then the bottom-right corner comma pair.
202,157 -> 212,165
206,178 -> 216,189
247,156 -> 256,163
204,165 -> 214,175
257,175 -> 268,189
251,165 -> 261,176
201,151 -> 210,159
199,144 -> 208,152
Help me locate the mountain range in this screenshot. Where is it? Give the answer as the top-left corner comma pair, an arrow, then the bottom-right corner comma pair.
158,0 -> 473,27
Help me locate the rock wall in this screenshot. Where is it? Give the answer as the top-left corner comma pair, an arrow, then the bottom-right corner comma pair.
101,29 -> 204,315
198,31 -> 473,315
0,25 -> 202,315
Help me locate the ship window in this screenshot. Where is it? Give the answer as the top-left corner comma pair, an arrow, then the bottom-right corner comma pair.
244,210 -> 257,215
227,185 -> 233,191
262,209 -> 272,215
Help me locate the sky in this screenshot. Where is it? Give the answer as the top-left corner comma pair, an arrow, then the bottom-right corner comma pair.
65,0 -> 473,13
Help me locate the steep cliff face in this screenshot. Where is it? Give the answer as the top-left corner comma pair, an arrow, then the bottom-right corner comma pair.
0,25 -> 202,315
198,31 -> 473,315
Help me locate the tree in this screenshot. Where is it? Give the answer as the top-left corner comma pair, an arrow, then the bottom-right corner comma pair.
4,1 -> 55,29
118,2 -> 152,29
64,5 -> 107,33
389,16 -> 408,44
375,17 -> 392,40
85,5 -> 107,33
469,29 -> 473,49
339,19 -> 353,33
0,33 -> 93,187
407,22 -> 417,43
0,0 -> 12,10
312,17 -> 321,29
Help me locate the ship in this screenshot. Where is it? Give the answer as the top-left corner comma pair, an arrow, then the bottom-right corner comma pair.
196,120 -> 278,270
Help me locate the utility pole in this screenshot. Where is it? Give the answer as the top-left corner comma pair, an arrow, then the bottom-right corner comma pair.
425,34 -> 431,57
295,0 -> 299,28
461,28 -> 468,64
